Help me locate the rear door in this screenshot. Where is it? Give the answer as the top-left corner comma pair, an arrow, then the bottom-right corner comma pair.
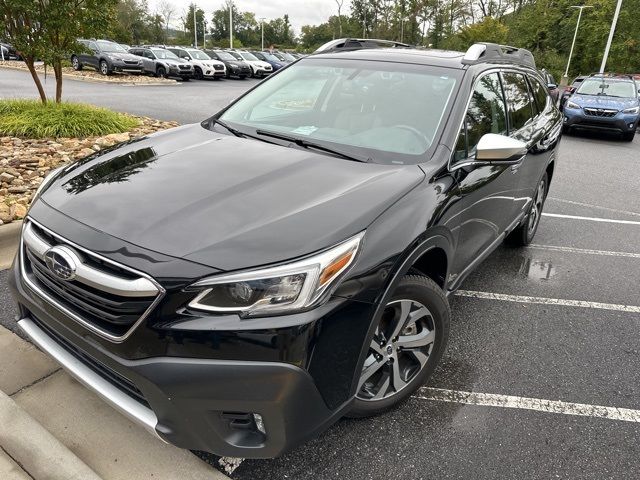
86,41 -> 99,69
500,71 -> 536,213
450,71 -> 520,277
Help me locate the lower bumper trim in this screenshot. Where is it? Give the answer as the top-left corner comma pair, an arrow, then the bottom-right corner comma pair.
17,317 -> 163,441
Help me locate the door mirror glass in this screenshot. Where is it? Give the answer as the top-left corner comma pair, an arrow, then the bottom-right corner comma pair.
476,134 -> 527,162
548,83 -> 558,90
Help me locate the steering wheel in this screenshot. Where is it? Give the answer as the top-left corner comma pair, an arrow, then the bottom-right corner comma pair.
392,125 -> 432,150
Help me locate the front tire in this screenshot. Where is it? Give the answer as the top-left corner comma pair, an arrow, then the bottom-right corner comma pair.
349,275 -> 450,418
99,60 -> 110,75
156,66 -> 167,78
194,67 -> 203,80
71,56 -> 82,71
506,172 -> 548,247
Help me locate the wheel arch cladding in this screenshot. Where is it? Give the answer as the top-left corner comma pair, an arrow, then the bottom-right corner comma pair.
545,161 -> 555,186
410,246 -> 448,289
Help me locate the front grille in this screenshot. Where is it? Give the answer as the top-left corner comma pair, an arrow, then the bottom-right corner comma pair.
584,108 -> 617,118
178,64 -> 190,70
124,60 -> 139,65
214,64 -> 223,70
31,315 -> 150,409
22,221 -> 161,339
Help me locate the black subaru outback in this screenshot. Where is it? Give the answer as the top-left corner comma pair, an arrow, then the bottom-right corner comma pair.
10,41 -> 562,459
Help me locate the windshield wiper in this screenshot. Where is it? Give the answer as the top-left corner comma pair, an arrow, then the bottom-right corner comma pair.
210,118 -> 272,144
255,129 -> 370,163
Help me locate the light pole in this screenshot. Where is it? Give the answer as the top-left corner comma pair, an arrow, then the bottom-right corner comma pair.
600,0 -> 623,73
192,3 -> 198,48
260,18 -> 266,50
563,5 -> 592,82
202,19 -> 207,49
229,3 -> 233,48
400,17 -> 408,43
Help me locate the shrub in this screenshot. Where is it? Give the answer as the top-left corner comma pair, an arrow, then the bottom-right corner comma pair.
0,100 -> 139,138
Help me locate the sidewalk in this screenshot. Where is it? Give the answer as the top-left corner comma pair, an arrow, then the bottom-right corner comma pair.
0,324 -> 230,480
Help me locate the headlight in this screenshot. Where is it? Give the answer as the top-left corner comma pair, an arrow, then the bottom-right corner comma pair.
31,166 -> 64,206
623,106 -> 640,114
188,232 -> 364,316
566,101 -> 581,110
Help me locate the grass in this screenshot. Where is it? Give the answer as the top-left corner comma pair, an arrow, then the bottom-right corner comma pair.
0,100 -> 139,139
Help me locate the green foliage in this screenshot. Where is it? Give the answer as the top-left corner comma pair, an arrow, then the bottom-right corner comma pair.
0,100 -> 139,139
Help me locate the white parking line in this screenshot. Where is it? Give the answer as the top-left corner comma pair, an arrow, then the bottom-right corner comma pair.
542,213 -> 640,226
529,244 -> 640,259
547,197 -> 640,218
415,387 -> 640,423
455,290 -> 640,313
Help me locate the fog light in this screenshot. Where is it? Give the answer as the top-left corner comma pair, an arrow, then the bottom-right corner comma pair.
253,413 -> 266,434
629,123 -> 635,129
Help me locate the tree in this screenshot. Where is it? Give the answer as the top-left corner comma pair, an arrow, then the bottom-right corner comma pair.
0,0 -> 48,102
184,3 -> 205,46
41,0 -> 117,102
158,0 -> 175,42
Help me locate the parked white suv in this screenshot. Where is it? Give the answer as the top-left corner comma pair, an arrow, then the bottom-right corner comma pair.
167,47 -> 226,80
229,50 -> 273,78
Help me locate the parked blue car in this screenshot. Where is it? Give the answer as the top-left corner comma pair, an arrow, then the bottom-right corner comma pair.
563,74 -> 640,141
250,51 -> 284,71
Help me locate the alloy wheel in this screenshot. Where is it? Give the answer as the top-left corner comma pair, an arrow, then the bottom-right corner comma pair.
72,57 -> 79,70
100,61 -> 108,75
356,299 -> 436,402
527,178 -> 546,235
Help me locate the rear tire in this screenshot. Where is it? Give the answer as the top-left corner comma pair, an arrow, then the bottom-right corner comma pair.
622,131 -> 635,142
348,275 -> 450,418
506,172 -> 548,247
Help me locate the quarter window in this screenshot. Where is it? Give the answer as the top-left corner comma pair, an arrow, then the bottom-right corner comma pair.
454,72 -> 507,161
502,72 -> 535,131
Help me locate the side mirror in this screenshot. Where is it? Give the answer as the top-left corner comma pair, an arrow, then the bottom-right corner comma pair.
548,83 -> 558,90
476,134 -> 527,163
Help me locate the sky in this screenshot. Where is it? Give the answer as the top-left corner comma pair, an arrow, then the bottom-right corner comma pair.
147,0 -> 349,34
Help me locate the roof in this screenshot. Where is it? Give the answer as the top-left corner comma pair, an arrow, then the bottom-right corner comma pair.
311,48 -> 467,69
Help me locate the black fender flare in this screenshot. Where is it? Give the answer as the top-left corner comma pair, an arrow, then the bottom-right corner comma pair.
347,231 -> 453,399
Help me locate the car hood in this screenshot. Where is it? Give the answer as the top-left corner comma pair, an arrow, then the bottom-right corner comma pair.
571,94 -> 638,110
39,124 -> 424,271
162,58 -> 188,65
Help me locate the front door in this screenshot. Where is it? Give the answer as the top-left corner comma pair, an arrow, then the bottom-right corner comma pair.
450,72 -> 520,280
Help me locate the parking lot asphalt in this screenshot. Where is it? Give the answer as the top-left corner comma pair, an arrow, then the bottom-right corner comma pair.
2,67 -> 640,478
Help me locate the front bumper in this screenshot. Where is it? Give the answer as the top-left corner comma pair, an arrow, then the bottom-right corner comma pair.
16,316 -> 338,458
564,107 -> 639,133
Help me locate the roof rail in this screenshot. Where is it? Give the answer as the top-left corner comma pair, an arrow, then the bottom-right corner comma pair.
462,43 -> 536,69
314,38 -> 412,54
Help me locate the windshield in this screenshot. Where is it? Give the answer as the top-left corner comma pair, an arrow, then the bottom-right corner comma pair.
97,41 -> 127,53
187,49 -> 211,60
214,51 -> 236,61
261,53 -> 280,63
280,52 -> 296,61
577,79 -> 637,98
151,48 -> 178,60
271,52 -> 287,61
218,58 -> 459,164
241,52 -> 259,61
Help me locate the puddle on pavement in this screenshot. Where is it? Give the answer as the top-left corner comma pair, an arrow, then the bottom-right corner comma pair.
518,257 -> 557,281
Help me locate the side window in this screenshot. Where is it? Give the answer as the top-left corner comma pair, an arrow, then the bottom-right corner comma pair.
529,77 -> 549,114
453,72 -> 508,161
88,41 -> 98,52
502,72 -> 535,132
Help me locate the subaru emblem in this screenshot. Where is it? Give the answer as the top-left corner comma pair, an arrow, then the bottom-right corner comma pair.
44,246 -> 78,281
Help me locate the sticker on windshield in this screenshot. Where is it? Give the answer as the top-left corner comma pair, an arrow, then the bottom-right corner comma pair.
291,126 -> 318,135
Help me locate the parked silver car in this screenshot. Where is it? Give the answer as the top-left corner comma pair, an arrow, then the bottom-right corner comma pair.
128,46 -> 194,80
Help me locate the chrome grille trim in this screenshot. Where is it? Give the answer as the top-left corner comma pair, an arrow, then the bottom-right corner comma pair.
584,108 -> 618,118
20,218 -> 166,343
23,222 -> 158,297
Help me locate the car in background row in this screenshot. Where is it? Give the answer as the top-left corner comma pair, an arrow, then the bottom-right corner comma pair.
204,50 -> 251,79
270,51 -> 296,64
250,51 -> 285,72
167,47 -> 226,80
128,46 -> 193,80
559,75 -> 587,110
1,42 -> 21,60
72,40 -> 143,75
227,50 -> 272,78
563,73 -> 640,141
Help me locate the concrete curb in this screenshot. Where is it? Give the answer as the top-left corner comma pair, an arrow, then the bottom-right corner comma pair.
0,64 -> 178,86
0,221 -> 21,271
0,388 -> 103,480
